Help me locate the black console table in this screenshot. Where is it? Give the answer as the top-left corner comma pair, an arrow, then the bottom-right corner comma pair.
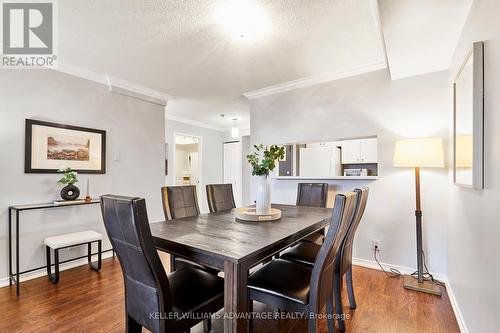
8,200 -> 112,295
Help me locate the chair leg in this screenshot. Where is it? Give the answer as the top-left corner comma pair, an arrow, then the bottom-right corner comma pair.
346,266 -> 356,309
334,274 -> 346,332
308,317 -> 318,333
170,254 -> 176,273
47,247 -> 59,284
326,293 -> 335,333
203,317 -> 211,332
247,298 -> 254,330
126,315 -> 142,333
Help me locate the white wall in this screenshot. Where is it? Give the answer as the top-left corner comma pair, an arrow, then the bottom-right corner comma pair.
0,70 -> 165,283
165,119 -> 224,213
250,69 -> 450,274
447,0 -> 500,331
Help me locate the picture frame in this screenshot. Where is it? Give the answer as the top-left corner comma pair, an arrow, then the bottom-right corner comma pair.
453,41 -> 484,189
25,119 -> 106,174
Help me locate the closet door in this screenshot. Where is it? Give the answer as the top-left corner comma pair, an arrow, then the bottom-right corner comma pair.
223,142 -> 242,207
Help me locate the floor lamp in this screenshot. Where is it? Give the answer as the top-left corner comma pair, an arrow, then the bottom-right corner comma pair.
393,138 -> 444,296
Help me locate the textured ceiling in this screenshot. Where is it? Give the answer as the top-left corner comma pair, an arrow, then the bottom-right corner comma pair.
57,0 -> 471,128
58,0 -> 385,128
379,0 -> 473,80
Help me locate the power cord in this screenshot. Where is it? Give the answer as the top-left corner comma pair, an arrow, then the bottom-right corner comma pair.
373,245 -> 401,277
373,245 -> 445,287
409,251 -> 446,287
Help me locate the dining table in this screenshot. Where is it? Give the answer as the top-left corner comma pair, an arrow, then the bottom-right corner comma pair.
150,203 -> 333,333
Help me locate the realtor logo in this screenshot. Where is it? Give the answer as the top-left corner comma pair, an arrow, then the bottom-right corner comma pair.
1,0 -> 57,68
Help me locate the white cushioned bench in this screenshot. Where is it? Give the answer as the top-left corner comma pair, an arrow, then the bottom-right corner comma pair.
44,230 -> 103,283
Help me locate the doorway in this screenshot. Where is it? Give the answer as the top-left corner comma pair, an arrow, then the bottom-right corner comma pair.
173,133 -> 202,203
223,141 -> 242,207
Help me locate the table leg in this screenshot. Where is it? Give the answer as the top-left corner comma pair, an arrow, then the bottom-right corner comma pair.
224,261 -> 249,333
15,210 -> 20,296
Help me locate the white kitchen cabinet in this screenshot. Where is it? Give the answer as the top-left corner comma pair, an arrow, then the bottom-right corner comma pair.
340,140 -> 361,164
360,138 -> 378,163
341,138 -> 378,164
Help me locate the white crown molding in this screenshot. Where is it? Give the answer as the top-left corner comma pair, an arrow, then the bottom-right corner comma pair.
242,59 -> 387,100
54,63 -> 174,106
105,75 -> 173,106
369,0 -> 391,79
165,113 -> 226,132
56,63 -> 108,85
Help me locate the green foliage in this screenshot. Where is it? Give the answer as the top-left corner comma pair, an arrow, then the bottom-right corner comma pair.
57,167 -> 79,185
246,144 -> 285,176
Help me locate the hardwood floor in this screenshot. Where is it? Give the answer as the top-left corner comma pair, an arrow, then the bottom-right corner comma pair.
0,257 -> 459,333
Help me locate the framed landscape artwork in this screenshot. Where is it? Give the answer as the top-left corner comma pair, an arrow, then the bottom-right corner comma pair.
25,119 -> 106,174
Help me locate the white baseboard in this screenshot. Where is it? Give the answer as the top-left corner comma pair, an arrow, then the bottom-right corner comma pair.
0,251 -> 115,289
353,257 -> 468,333
353,256 -> 446,282
444,279 -> 469,333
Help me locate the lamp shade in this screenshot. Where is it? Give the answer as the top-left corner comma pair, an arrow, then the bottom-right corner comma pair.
393,138 -> 444,168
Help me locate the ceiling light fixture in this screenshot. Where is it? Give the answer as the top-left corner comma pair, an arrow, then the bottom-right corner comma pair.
214,0 -> 269,41
231,118 -> 240,138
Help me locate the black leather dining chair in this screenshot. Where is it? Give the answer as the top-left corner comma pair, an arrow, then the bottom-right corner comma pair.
161,186 -> 219,274
161,185 -> 200,220
280,187 -> 369,331
297,183 -> 329,245
247,192 -> 357,333
206,184 -> 236,213
100,195 -> 224,333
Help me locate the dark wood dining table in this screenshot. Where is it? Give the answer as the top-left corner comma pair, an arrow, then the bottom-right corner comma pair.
150,204 -> 332,333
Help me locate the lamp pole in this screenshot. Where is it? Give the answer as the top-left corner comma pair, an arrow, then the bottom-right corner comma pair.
414,167 -> 424,283
403,167 -> 441,295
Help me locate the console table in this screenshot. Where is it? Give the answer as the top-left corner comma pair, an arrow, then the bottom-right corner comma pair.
7,200 -> 112,295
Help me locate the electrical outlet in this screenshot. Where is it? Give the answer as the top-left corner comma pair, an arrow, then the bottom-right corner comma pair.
371,239 -> 380,251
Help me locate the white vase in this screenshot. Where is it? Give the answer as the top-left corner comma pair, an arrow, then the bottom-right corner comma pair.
255,175 -> 271,215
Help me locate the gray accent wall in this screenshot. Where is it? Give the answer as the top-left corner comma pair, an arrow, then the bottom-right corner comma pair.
0,70 -> 166,284
447,0 -> 500,331
250,69 -> 450,275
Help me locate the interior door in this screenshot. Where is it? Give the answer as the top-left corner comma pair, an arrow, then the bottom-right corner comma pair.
223,142 -> 242,207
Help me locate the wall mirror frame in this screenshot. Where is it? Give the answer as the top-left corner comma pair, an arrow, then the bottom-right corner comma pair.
453,41 -> 484,189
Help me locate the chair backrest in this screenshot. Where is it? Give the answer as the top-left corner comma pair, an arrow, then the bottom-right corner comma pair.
296,183 -> 328,208
161,185 -> 200,220
308,192 -> 357,311
206,184 -> 236,213
100,195 -> 172,332
338,187 -> 369,274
